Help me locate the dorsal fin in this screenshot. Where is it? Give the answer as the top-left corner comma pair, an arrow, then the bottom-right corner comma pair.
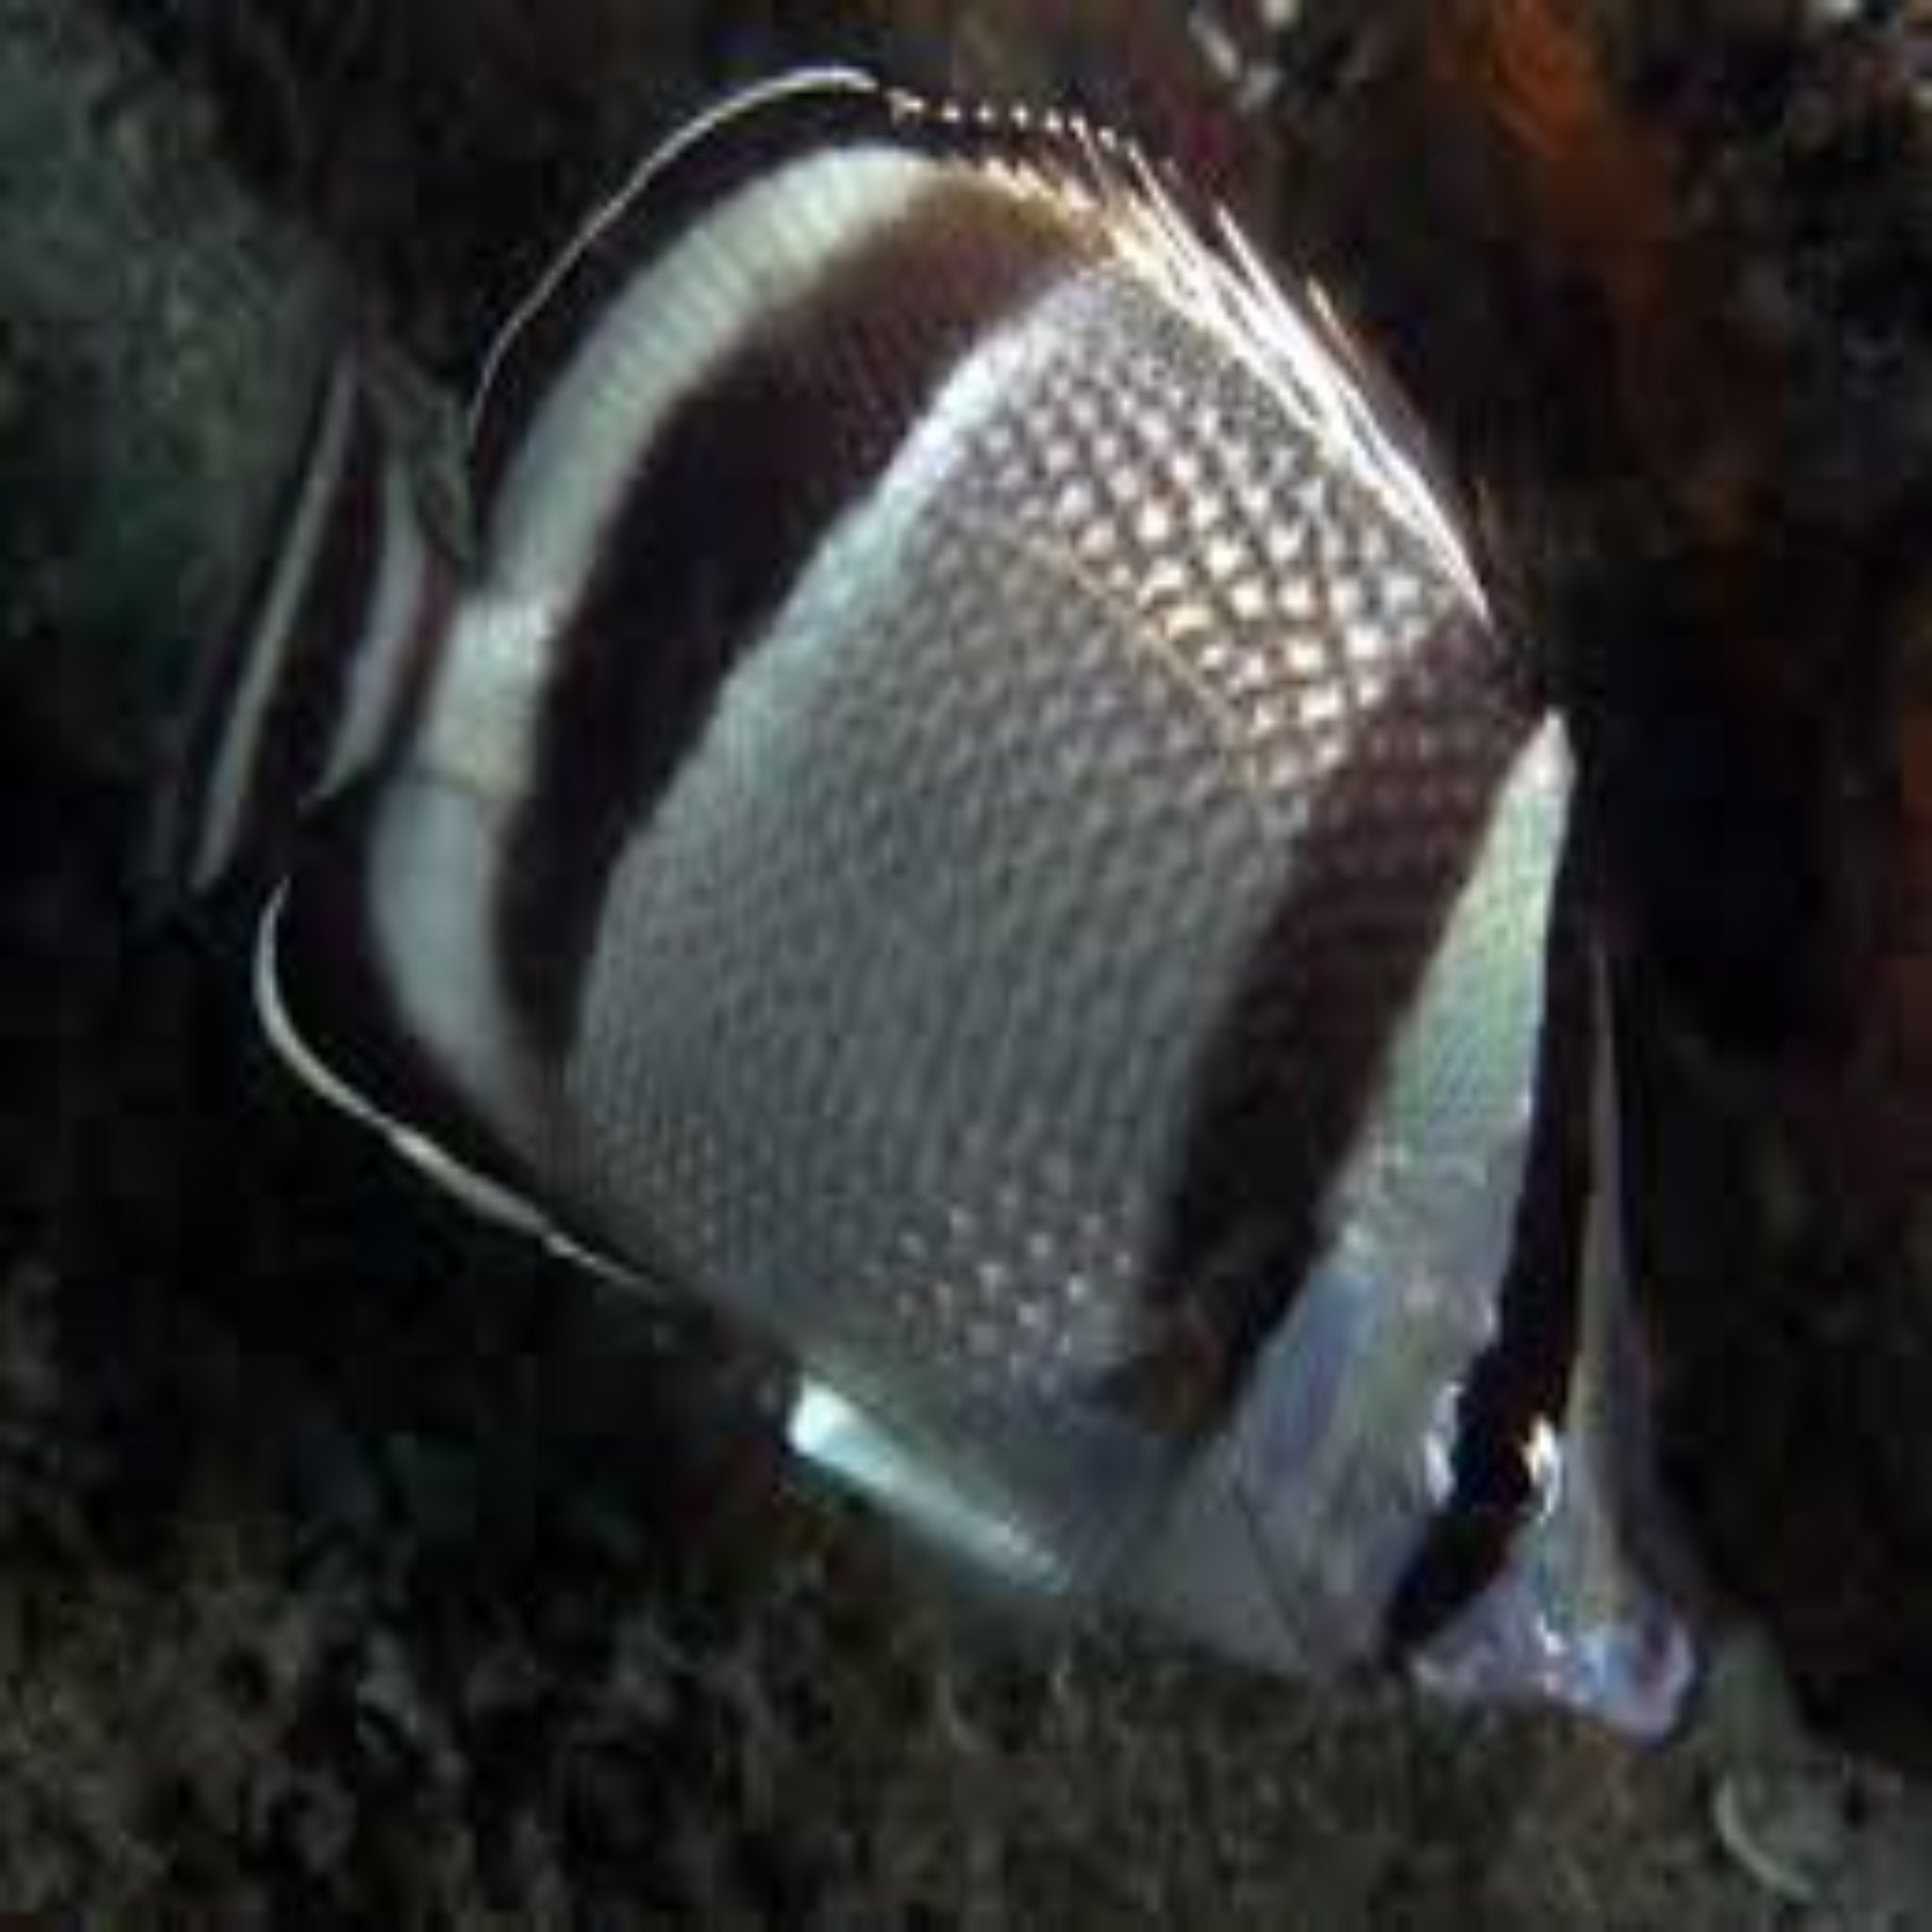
464,66 -> 1483,609
468,68 -> 889,494
889,78 -> 1487,608
250,776 -> 652,1290
442,62 -> 1505,1086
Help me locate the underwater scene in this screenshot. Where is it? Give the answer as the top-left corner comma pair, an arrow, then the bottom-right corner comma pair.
2,0 -> 1931,1923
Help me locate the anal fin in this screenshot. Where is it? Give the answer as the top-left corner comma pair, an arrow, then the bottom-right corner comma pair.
251,779 -> 653,1294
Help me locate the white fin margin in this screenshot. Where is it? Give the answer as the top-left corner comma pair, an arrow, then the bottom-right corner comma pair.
470,66 -> 881,441
471,139 -> 939,675
251,886 -> 654,1293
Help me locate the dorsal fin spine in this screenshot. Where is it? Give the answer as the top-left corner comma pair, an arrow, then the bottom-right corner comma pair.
880,73 -> 1483,605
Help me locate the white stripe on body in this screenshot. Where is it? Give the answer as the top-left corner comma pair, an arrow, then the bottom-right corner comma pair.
413,150 -> 943,808
363,777 -> 535,1184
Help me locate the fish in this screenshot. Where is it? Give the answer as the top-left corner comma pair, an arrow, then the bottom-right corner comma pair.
156,67 -> 1694,1735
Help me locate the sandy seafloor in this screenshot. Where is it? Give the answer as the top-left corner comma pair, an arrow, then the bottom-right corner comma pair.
1,0 -> 1931,1924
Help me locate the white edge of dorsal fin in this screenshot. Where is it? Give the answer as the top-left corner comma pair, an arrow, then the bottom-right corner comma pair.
468,62 -> 1483,621
468,65 -> 885,447
251,884 -> 655,1295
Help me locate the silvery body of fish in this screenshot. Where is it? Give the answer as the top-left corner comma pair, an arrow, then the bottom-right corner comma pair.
158,70 -> 1693,1735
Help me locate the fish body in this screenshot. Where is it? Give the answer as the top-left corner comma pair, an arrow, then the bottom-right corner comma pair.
160,70 -> 1690,1733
